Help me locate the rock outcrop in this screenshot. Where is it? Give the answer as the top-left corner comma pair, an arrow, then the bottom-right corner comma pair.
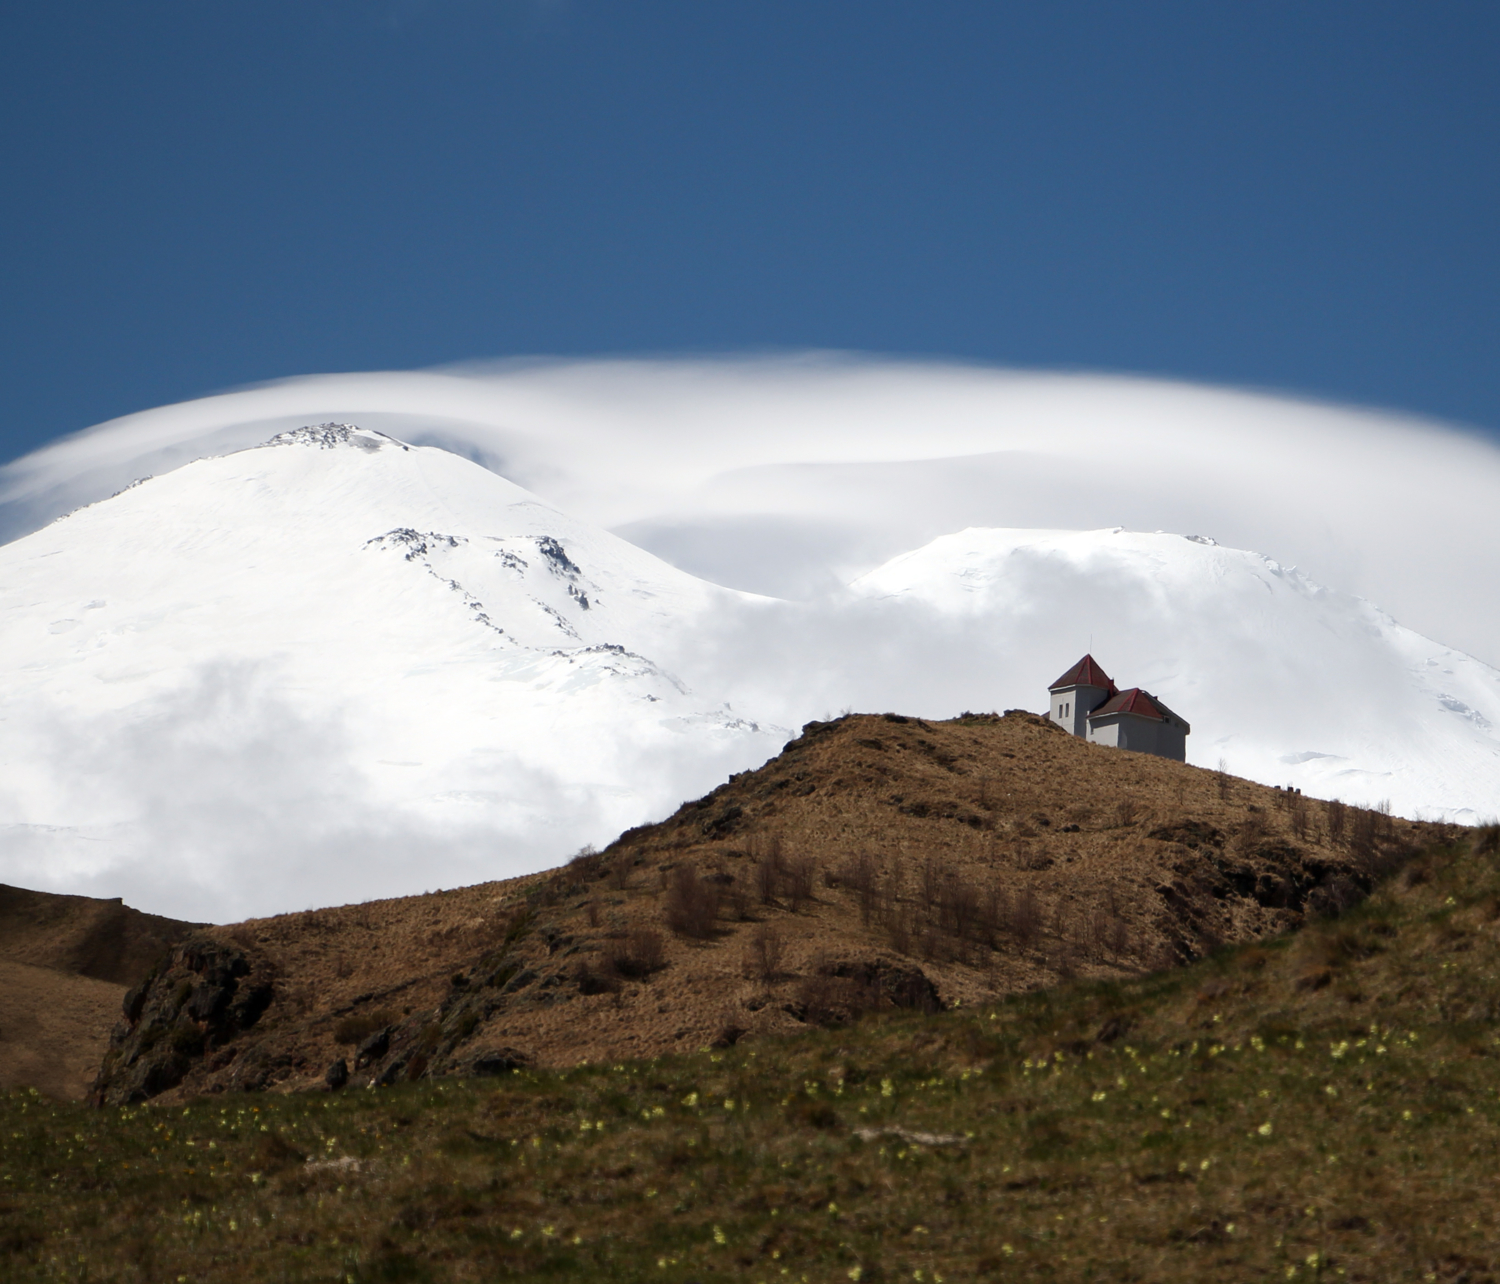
90,936 -> 276,1105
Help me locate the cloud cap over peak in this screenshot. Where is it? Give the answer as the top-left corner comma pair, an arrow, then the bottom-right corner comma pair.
3,355 -> 1498,665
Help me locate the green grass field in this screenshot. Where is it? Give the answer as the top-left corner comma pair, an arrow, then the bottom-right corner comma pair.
5,828 -> 1499,1283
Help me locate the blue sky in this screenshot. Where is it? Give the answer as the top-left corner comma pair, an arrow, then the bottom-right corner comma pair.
2,1 -> 1498,462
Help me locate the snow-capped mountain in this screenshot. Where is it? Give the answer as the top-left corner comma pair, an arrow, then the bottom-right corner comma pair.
840,528 -> 1500,822
2,424 -> 1495,921
0,425 -> 784,919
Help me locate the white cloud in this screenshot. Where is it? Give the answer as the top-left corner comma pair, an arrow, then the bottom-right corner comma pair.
5,357 -> 1498,667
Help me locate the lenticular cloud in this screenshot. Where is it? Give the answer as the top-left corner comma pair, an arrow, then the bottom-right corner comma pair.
4,358 -> 1500,668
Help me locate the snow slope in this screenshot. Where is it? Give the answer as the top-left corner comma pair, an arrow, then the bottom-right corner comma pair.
840,528 -> 1500,822
2,426 -> 1495,921
0,425 -> 783,919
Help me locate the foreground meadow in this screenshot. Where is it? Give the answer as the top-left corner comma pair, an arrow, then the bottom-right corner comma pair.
4,828 -> 1498,1283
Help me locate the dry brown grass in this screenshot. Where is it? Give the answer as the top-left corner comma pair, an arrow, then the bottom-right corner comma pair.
5,825 -> 1500,1283
0,885 -> 198,1098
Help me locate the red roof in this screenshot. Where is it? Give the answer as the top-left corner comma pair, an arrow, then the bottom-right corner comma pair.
1090,688 -> 1165,721
1048,654 -> 1117,693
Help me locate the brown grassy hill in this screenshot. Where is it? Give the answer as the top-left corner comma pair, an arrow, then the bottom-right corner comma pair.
0,883 -> 198,985
0,960 -> 125,1100
91,711 -> 1442,1105
0,885 -> 198,1097
9,824 -> 1497,1284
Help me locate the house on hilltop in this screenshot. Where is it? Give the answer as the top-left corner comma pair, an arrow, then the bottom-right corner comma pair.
1047,654 -> 1190,761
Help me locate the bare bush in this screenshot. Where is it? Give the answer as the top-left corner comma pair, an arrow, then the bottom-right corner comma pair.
1011,886 -> 1042,949
605,929 -> 665,980
841,852 -> 880,925
946,876 -> 982,943
567,844 -> 602,884
752,832 -> 786,904
1326,798 -> 1347,844
784,855 -> 818,912
585,900 -> 602,929
663,867 -> 720,939
743,924 -> 786,985
607,858 -> 633,892
576,959 -> 621,995
1350,806 -> 1377,863
1290,794 -> 1310,840
918,924 -> 949,963
981,885 -> 1009,944
722,880 -> 752,922
885,904 -> 915,956
919,857 -> 945,922
1105,910 -> 1130,959
1115,797 -> 1139,826
1050,940 -> 1078,981
1235,811 -> 1267,854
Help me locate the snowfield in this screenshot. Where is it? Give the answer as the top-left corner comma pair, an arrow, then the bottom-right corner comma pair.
0,426 -> 785,918
0,425 -> 1494,919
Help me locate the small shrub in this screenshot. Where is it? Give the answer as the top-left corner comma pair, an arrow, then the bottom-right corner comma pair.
664,866 -> 720,939
752,832 -> 787,903
884,904 -> 915,956
576,961 -> 622,995
841,852 -> 880,925
1290,794 -> 1310,840
334,1010 -> 397,1046
744,924 -> 786,985
567,845 -> 602,886
980,885 -> 1010,944
945,875 -> 982,942
784,855 -> 817,912
1011,886 -> 1042,949
606,929 -> 665,979
1327,799 -> 1348,844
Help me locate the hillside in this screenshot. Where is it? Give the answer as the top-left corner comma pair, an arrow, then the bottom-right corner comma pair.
0,886 -> 197,1098
90,710 -> 1439,1106
4,818 -> 1498,1279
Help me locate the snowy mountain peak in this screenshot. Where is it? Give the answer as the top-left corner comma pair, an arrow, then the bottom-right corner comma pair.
0,433 -> 787,918
264,422 -> 406,452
